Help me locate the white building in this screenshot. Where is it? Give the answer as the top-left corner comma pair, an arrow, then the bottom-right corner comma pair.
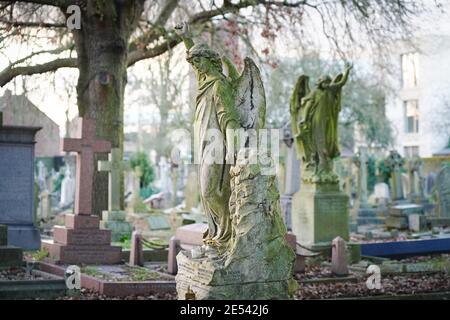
385,35 -> 450,158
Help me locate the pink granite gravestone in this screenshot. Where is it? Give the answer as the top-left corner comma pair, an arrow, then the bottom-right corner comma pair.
42,118 -> 122,264
129,231 -> 143,267
331,236 -> 349,276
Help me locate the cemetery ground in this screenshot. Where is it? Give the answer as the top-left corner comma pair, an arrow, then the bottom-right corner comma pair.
2,224 -> 449,300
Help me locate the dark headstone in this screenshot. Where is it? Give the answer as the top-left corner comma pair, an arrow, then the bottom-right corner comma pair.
0,224 -> 23,268
0,126 -> 41,250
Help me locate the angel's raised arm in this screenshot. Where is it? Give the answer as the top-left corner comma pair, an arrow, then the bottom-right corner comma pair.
221,56 -> 239,82
174,22 -> 194,50
331,64 -> 352,88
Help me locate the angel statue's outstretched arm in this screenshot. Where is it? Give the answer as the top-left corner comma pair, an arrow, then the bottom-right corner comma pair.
331,63 -> 353,88
174,22 -> 194,50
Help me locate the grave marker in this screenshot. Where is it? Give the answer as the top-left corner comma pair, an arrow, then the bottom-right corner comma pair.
98,148 -> 132,241
42,118 -> 122,264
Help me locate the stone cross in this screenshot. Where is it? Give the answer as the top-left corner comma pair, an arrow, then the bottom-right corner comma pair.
384,150 -> 405,201
98,148 -> 130,212
62,118 -> 111,215
133,166 -> 142,203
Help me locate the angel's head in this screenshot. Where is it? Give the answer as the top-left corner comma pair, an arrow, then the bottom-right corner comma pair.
187,43 -> 222,76
316,75 -> 332,89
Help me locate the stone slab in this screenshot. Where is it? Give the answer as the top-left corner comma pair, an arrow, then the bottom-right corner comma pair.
0,270 -> 67,299
102,210 -> 127,221
38,261 -> 175,297
65,214 -> 99,229
427,217 -> 450,228
361,238 -> 450,259
100,220 -> 132,242
385,216 -> 409,229
390,204 -> 424,217
175,223 -> 207,246
5,225 -> 41,250
42,240 -> 122,264
53,226 -> 111,245
0,246 -> 23,268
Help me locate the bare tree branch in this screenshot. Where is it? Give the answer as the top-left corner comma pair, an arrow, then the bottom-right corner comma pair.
0,57 -> 76,87
0,17 -> 66,28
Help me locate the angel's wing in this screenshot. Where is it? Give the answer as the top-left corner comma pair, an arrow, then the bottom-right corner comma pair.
289,75 -> 310,136
234,58 -> 266,130
290,75 -> 310,114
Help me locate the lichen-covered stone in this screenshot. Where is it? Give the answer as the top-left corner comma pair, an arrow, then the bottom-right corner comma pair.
176,151 -> 296,300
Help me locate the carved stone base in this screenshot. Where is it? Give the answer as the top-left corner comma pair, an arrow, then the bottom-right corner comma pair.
176,251 -> 294,300
291,182 -> 349,246
43,214 -> 122,264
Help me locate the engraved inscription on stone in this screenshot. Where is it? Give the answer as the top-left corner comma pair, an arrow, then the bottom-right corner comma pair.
0,145 -> 33,223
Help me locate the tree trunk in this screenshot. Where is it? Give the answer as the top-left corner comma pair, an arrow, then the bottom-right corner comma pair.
73,0 -> 144,216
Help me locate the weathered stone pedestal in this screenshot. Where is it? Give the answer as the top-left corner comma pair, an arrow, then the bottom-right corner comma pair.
292,182 -> 349,248
176,251 -> 293,300
176,153 -> 295,300
42,214 -> 122,264
355,206 -> 387,226
0,224 -> 23,268
101,210 -> 132,242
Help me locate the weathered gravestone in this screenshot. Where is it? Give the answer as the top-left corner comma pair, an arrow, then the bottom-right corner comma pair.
184,169 -> 199,211
280,122 -> 300,231
37,189 -> 52,221
129,231 -> 143,267
0,125 -> 41,250
42,118 -> 122,264
436,166 -> 450,217
0,224 -> 23,268
384,150 -> 406,203
98,148 -> 132,242
331,236 -> 348,276
59,165 -> 75,208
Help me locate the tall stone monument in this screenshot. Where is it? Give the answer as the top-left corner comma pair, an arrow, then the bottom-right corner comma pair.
98,148 -> 132,241
436,165 -> 450,218
42,118 -> 122,264
289,65 -> 352,247
0,125 -> 41,250
174,23 -> 295,300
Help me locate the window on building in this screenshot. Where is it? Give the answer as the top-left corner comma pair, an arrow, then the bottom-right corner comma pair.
401,52 -> 419,88
404,100 -> 419,134
404,146 -> 420,158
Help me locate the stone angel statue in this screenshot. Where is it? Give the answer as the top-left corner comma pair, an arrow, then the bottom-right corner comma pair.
289,64 -> 352,181
174,22 -> 266,253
